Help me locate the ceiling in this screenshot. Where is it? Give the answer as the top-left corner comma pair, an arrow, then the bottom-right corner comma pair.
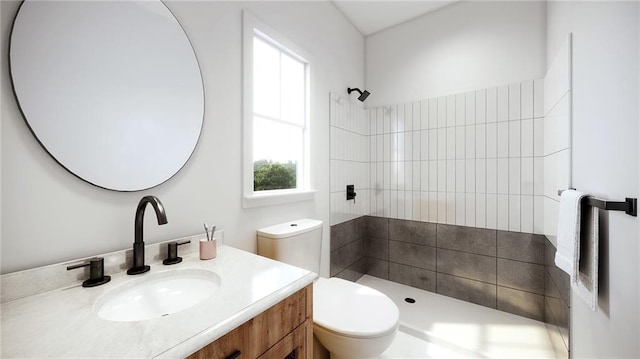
333,1 -> 460,36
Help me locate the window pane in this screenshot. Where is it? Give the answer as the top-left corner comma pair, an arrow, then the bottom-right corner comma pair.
280,53 -> 305,126
253,36 -> 279,118
253,116 -> 302,191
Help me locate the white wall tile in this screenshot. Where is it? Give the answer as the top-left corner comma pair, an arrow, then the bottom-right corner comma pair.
397,161 -> 404,190
466,159 -> 476,193
421,161 -> 429,190
427,129 -> 446,160
376,135 -> 383,162
405,191 -> 413,220
521,119 -> 534,157
476,124 -> 486,158
446,160 -> 456,192
396,132 -> 404,162
447,193 -> 456,224
456,93 -> 466,126
486,194 -> 497,229
509,121 -> 521,157
521,195 -> 534,233
420,130 -> 429,160
413,101 -> 421,131
370,108 -> 378,135
383,106 -> 391,134
446,95 -> 456,127
383,189 -> 390,217
429,161 -> 438,192
456,193 -> 466,225
533,118 -> 544,157
533,157 -> 544,195
429,98 -> 438,129
476,193 -> 486,228
413,131 -> 421,161
405,161 -> 413,191
404,103 -> 413,132
522,157 -> 534,195
383,162 -> 391,190
533,79 -> 544,118
396,190 -> 404,219
497,194 -> 509,230
476,159 -> 486,193
534,195 -> 544,235
437,192 -> 447,223
383,134 -> 391,162
509,158 -> 521,194
486,87 -> 497,123
508,195 -> 521,231
397,104 -> 405,133
420,100 -> 429,130
486,123 -> 497,158
456,159 -> 465,193
390,190 -> 398,219
429,192 -> 438,223
437,96 -> 446,128
521,80 -> 534,119
437,160 -> 446,192
544,197 -> 559,245
421,191 -> 429,222
486,158 -> 497,194
391,161 -> 399,190
497,122 -> 509,158
437,128 -> 447,160
509,83 -> 521,121
476,89 -> 486,124
466,193 -> 476,227
413,161 -> 421,191
497,85 -> 509,122
390,105 -> 399,133
405,132 -> 413,161
412,191 -> 421,221
466,91 -> 476,125
497,158 -> 509,194
466,126 -> 476,159
456,126 -> 466,159
377,108 -> 384,134
446,127 -> 456,159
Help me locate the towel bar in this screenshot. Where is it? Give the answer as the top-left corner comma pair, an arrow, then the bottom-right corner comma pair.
557,189 -> 637,217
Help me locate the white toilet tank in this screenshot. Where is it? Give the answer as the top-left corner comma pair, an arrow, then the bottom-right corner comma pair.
257,219 -> 323,274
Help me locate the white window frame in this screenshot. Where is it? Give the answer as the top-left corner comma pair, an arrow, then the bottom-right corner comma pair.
242,11 -> 315,208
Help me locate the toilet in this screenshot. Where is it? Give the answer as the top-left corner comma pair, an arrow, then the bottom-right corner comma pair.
257,219 -> 399,359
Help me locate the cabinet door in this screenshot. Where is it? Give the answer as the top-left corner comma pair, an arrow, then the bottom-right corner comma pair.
257,320 -> 311,359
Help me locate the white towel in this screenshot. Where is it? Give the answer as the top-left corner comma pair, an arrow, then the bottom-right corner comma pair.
555,189 -> 585,276
554,189 -> 599,311
575,205 -> 599,311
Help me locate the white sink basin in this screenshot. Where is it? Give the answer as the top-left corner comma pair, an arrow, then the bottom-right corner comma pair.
94,268 -> 221,322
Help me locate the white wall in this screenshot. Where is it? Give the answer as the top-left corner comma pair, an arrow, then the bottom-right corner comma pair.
0,1 -> 364,275
365,1 -> 546,107
547,1 -> 640,357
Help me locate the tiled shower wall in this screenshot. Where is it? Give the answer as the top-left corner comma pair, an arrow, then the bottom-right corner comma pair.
330,216 -> 570,355
331,79 -> 545,235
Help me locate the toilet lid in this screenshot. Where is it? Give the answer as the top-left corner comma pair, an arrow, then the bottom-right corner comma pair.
313,278 -> 399,339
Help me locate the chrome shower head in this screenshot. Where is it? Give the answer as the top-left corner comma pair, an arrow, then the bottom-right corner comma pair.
347,87 -> 370,102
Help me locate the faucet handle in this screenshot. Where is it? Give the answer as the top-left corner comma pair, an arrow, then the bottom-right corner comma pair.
163,240 -> 191,265
66,257 -> 111,287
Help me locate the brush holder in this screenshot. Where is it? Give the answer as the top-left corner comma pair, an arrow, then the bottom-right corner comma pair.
199,239 -> 217,260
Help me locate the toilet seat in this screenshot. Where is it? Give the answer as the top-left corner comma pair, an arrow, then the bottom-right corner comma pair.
313,277 -> 399,339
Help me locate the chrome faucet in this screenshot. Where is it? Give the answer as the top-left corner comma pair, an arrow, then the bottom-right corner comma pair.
127,195 -> 168,275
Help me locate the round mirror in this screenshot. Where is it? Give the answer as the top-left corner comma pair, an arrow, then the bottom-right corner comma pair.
9,0 -> 204,191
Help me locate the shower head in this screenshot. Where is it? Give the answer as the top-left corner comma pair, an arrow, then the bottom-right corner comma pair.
347,87 -> 370,102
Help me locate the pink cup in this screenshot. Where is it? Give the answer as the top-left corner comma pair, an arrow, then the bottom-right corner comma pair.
199,239 -> 217,260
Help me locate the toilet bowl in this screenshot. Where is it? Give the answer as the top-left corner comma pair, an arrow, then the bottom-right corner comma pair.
257,219 -> 399,359
313,277 -> 399,359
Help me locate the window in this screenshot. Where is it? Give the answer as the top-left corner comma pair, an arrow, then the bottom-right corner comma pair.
243,12 -> 314,207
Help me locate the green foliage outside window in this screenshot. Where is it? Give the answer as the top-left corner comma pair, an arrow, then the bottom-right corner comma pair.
254,160 -> 296,191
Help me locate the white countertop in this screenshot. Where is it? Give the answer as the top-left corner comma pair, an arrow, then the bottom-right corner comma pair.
1,245 -> 317,358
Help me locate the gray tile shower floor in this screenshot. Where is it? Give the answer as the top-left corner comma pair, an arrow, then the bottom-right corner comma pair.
357,275 -> 556,358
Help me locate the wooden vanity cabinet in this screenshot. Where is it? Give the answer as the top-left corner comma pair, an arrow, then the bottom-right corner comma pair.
187,284 -> 313,359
